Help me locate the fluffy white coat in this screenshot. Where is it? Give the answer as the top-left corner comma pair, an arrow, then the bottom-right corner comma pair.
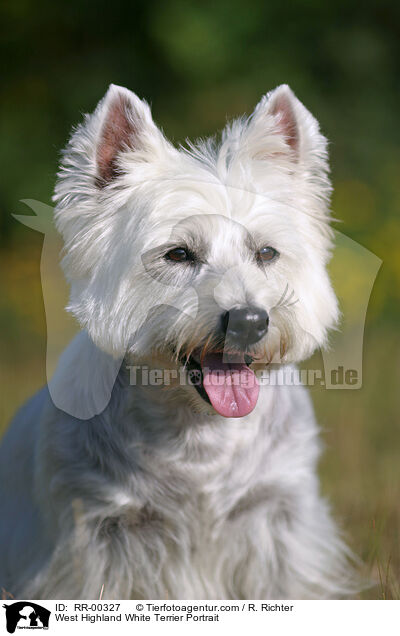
0,84 -> 356,599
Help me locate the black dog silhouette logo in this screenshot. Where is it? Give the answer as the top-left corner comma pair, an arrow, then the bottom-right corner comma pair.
3,602 -> 50,633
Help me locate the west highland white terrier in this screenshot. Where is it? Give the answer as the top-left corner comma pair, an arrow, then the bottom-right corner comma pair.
0,84 -> 357,599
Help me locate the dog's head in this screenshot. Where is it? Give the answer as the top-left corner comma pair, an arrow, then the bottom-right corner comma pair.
54,84 -> 338,417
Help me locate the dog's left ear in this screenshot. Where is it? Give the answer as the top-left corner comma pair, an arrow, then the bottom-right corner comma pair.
259,85 -> 299,157
232,85 -> 327,167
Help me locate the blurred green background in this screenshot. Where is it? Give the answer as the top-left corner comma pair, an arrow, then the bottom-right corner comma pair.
0,0 -> 399,598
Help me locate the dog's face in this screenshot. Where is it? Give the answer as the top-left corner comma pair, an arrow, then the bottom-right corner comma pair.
54,84 -> 338,417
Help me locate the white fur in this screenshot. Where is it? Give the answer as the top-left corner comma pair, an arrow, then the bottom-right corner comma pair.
0,84 -> 358,599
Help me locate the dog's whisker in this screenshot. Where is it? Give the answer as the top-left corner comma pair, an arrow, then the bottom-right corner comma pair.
275,283 -> 290,308
284,299 -> 299,308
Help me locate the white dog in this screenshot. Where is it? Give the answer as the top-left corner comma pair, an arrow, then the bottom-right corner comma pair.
0,84 -> 357,599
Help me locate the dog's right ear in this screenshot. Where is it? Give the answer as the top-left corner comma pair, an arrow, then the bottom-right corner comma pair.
53,86 -> 173,280
95,85 -> 167,186
55,84 -> 171,204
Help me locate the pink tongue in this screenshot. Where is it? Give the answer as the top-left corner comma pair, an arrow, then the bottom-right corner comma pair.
201,353 -> 259,418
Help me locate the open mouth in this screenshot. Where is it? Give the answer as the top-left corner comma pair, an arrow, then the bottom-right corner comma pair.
182,350 -> 260,418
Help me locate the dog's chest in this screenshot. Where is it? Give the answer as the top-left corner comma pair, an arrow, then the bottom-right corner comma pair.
122,430 -> 279,597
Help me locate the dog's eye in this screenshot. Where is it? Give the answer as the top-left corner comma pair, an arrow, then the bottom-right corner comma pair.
165,247 -> 192,263
257,246 -> 279,263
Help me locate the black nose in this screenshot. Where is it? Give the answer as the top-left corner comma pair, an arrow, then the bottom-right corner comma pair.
220,306 -> 269,346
